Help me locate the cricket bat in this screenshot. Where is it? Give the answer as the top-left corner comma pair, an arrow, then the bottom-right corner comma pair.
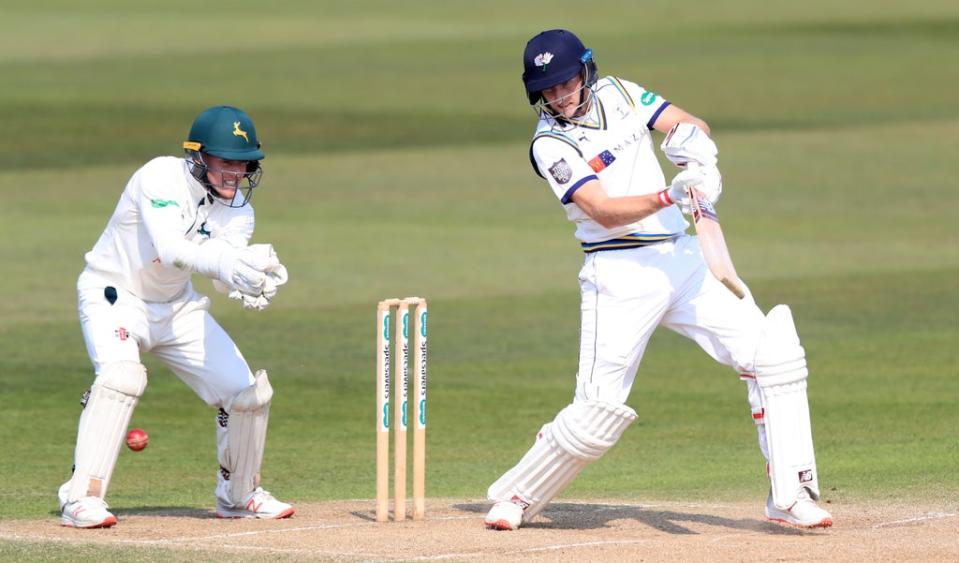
687,175 -> 746,299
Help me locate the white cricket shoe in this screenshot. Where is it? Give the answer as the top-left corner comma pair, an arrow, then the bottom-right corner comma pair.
765,488 -> 833,529
216,487 -> 295,519
485,500 -> 524,530
60,496 -> 118,529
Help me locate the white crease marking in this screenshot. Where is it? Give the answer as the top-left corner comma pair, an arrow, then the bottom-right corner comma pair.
397,539 -> 655,561
115,522 -> 367,544
0,514 -> 480,551
523,539 -> 651,552
873,512 -> 956,528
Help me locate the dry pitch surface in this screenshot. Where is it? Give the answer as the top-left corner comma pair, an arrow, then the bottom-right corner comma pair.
1,499 -> 956,561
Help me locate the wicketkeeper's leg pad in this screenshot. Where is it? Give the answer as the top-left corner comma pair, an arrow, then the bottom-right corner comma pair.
67,361 -> 148,502
487,400 -> 636,522
754,305 -> 820,510
216,370 -> 273,506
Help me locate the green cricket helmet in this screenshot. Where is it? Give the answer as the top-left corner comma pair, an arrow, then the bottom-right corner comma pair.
183,105 -> 264,207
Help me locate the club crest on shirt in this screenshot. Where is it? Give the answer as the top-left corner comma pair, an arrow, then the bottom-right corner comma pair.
548,159 -> 572,184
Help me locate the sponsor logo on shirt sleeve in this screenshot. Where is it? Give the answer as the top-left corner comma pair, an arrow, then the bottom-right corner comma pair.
150,199 -> 180,209
640,91 -> 659,106
548,159 -> 573,184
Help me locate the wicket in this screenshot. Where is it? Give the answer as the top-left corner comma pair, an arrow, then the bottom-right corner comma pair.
375,297 -> 427,522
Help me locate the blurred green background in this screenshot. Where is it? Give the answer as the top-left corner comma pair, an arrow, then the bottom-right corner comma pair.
1,0 -> 957,533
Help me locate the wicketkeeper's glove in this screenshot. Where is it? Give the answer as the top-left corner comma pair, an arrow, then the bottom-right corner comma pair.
217,244 -> 289,311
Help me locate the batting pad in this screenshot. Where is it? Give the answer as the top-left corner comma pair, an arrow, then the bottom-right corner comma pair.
754,305 -> 820,509
218,370 -> 273,506
67,361 -> 148,502
488,400 -> 636,521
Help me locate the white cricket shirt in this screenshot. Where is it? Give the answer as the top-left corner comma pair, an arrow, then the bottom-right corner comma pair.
83,157 -> 255,302
529,76 -> 689,244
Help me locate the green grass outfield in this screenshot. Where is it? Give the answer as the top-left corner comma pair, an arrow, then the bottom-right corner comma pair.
1,0 -> 957,536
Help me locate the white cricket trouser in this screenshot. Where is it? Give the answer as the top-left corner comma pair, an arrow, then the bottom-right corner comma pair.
77,269 -> 254,406
575,235 -> 766,405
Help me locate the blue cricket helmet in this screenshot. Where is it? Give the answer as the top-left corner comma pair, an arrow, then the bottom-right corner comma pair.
522,29 -> 597,104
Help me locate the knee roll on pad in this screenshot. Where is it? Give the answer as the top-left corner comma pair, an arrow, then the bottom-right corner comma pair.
755,305 -> 807,387
224,369 -> 274,412
96,361 -> 150,397
67,361 -> 148,502
487,400 -> 636,521
550,400 -> 638,460
217,370 -> 273,506
754,305 -> 820,509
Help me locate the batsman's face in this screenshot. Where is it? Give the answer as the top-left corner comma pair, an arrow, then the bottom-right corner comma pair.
204,155 -> 249,200
543,75 -> 586,119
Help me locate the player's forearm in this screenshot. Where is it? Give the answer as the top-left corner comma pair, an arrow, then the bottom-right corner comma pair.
574,189 -> 667,229
594,195 -> 666,228
151,235 -> 234,281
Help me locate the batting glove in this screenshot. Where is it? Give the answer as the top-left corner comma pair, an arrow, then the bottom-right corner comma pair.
661,168 -> 707,213
661,122 -> 718,168
695,165 -> 723,206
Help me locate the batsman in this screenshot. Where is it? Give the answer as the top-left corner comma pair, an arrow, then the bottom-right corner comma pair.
58,105 -> 294,528
484,30 -> 833,530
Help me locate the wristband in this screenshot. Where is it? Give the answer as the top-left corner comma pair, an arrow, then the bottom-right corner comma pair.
657,189 -> 674,208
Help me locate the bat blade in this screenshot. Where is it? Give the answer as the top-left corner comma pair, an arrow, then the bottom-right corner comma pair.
689,188 -> 746,299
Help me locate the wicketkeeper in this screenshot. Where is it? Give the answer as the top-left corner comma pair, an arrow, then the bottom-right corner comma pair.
58,105 -> 294,528
484,29 -> 833,530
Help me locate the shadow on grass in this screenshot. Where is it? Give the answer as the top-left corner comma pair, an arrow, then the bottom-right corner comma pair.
455,502 -> 811,536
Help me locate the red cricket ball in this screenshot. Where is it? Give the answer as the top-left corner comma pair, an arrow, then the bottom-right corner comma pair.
126,428 -> 149,452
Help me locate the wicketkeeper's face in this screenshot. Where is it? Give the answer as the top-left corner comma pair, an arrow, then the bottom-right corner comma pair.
204,155 -> 250,200
542,75 -> 587,119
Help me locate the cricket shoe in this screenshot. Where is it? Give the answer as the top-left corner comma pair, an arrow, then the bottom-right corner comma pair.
216,487 -> 295,519
60,496 -> 118,529
485,500 -> 524,530
765,487 -> 833,529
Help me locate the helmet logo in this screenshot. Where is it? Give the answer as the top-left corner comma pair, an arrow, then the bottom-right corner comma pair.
232,121 -> 249,143
534,52 -> 554,71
